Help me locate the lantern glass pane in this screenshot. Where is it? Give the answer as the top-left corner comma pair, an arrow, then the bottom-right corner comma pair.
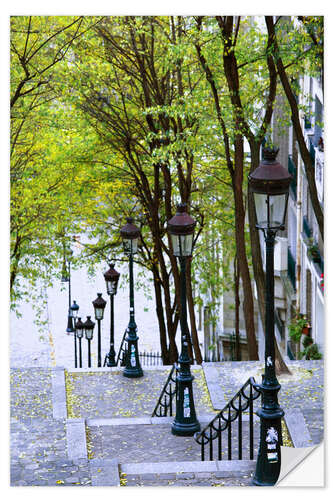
171,233 -> 193,257
270,194 -> 287,227
85,328 -> 93,340
171,234 -> 181,256
254,193 -> 268,227
123,238 -> 138,255
254,193 -> 287,229
94,307 -> 104,320
106,280 -> 118,295
183,233 -> 194,256
76,328 -> 83,339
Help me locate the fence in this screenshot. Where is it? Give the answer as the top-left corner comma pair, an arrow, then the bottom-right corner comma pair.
194,377 -> 261,461
138,351 -> 163,366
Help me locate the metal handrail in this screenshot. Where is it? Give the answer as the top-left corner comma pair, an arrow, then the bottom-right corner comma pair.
152,363 -> 178,417
194,377 -> 261,461
115,328 -> 128,367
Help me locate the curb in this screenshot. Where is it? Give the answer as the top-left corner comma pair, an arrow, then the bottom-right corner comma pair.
202,364 -> 227,410
90,458 -> 120,486
66,418 -> 88,460
67,364 -> 185,374
284,408 -> 312,448
51,367 -> 67,420
120,459 -> 255,477
86,414 -> 259,427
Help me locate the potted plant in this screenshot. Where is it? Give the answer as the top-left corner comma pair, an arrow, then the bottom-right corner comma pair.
288,314 -> 310,343
307,238 -> 322,263
300,336 -> 323,360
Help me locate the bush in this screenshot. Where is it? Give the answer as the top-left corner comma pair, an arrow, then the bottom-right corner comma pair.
288,314 -> 309,343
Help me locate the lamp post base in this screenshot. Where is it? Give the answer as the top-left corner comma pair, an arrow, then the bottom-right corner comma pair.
104,353 -> 117,367
123,366 -> 143,378
172,369 -> 200,436
171,419 -> 200,436
123,333 -> 143,378
252,402 -> 284,486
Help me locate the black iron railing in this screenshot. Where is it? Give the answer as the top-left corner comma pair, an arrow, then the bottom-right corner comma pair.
113,331 -> 163,367
152,364 -> 178,417
308,136 -> 316,165
303,216 -> 312,239
114,328 -> 128,367
139,351 -> 163,366
304,116 -> 312,130
194,377 -> 261,461
287,340 -> 295,360
287,248 -> 296,290
288,155 -> 297,200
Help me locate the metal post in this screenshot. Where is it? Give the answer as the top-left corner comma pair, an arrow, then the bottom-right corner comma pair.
97,319 -> 101,367
78,337 -> 82,368
74,317 -> 78,368
66,261 -> 74,334
105,295 -> 116,367
123,252 -> 143,378
253,229 -> 284,486
87,338 -> 91,368
171,256 -> 200,436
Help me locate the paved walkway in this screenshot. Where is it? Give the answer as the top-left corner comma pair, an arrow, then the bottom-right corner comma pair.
205,360 -> 324,446
10,367 -> 92,486
66,367 -> 213,418
10,360 -> 324,486
88,420 -> 259,463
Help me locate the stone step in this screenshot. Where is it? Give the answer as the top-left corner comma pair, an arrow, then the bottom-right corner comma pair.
119,459 -> 255,487
87,418 -> 260,464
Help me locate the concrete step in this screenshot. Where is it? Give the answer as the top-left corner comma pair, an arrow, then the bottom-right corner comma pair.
119,459 -> 255,487
87,416 -> 260,464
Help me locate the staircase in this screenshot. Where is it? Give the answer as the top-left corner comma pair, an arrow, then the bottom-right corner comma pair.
10,360 -> 324,486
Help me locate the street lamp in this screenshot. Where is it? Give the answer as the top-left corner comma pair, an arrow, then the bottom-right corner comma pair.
62,247 -> 74,335
120,217 -> 143,378
248,147 -> 292,486
75,317 -> 85,368
84,316 -> 95,368
92,293 -> 107,367
167,203 -> 200,436
70,300 -> 79,368
103,263 -> 121,367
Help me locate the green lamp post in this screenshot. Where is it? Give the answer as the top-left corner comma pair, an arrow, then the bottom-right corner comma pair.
248,147 -> 292,486
120,217 -> 143,378
167,203 -> 200,436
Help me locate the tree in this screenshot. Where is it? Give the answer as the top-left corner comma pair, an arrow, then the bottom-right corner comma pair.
265,16 -> 324,240
64,16 -> 212,364
10,16 -> 93,303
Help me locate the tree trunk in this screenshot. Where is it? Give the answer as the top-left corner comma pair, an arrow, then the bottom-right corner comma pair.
186,258 -> 203,364
232,137 -> 259,360
152,269 -> 169,364
234,255 -> 241,361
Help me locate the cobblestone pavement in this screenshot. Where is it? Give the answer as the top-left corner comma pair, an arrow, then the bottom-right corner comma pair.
66,368 -> 213,418
121,472 -> 254,487
213,360 -> 323,408
10,367 -> 92,486
88,422 -> 260,463
212,360 -> 324,444
10,368 -> 53,420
